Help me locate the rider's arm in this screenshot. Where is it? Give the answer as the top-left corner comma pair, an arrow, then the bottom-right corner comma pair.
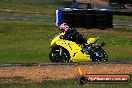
63,28 -> 77,39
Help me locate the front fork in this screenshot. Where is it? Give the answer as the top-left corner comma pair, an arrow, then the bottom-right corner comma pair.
59,47 -> 62,56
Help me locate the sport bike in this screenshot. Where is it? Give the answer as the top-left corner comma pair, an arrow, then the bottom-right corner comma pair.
49,32 -> 108,62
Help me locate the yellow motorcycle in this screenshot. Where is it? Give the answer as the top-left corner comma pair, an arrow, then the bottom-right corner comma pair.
49,32 -> 108,62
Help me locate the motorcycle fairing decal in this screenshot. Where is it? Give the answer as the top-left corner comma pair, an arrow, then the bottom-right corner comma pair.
73,53 -> 76,57
68,43 -> 72,50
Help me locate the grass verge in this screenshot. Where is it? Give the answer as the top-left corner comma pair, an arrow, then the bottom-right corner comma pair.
0,1 -> 59,18
0,78 -> 132,88
113,15 -> 132,22
0,20 -> 58,63
0,20 -> 132,63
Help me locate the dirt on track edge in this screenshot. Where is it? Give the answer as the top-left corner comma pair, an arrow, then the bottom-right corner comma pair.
0,64 -> 132,83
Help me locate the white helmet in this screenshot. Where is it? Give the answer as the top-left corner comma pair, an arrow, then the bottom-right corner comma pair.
59,23 -> 69,31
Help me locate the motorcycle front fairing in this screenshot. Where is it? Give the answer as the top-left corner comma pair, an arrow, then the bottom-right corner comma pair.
55,40 -> 92,62
50,32 -> 65,48
50,32 -> 92,62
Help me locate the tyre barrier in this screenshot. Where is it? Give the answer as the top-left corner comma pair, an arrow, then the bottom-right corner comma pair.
56,8 -> 113,29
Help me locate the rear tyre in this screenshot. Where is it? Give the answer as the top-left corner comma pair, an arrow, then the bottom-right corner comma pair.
49,48 -> 70,62
91,48 -> 108,62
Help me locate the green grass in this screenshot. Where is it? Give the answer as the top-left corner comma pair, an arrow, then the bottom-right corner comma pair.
0,0 -> 132,63
83,26 -> 132,61
0,0 -> 67,4
0,20 -> 131,63
101,37 -> 132,61
0,0 -> 71,17
0,20 -> 58,63
0,0 -> 72,18
114,26 -> 132,32
0,20 -> 132,63
0,1 -> 58,18
113,15 -> 132,22
98,35 -> 132,61
0,78 -> 132,88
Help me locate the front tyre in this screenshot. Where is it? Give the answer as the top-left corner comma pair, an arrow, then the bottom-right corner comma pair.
49,48 -> 70,62
91,48 -> 108,62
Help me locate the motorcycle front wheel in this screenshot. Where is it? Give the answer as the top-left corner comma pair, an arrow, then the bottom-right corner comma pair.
49,48 -> 70,62
91,48 -> 108,62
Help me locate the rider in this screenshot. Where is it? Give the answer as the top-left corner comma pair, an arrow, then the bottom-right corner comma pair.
58,23 -> 92,54
58,23 -> 87,44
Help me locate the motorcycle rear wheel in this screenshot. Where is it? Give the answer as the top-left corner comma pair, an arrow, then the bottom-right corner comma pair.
91,48 -> 108,62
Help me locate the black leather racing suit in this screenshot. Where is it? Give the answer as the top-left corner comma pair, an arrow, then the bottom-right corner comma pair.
63,28 -> 87,44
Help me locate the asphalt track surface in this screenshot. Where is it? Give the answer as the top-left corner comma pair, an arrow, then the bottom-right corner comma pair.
0,14 -> 132,26
0,14 -> 54,22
